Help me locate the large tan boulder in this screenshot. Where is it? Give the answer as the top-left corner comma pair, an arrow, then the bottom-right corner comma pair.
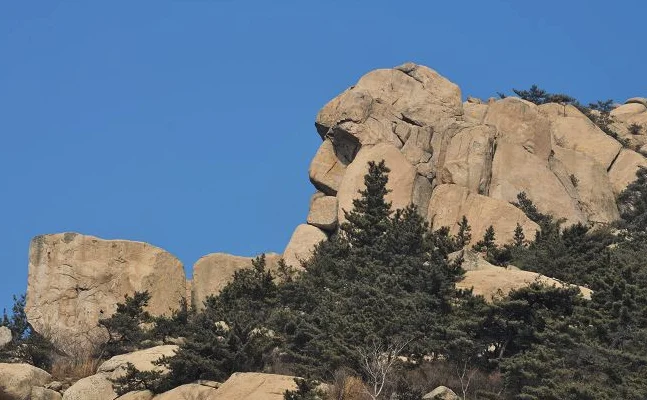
489,142 -> 585,226
440,124 -> 496,193
484,97 -> 552,160
61,374 -> 117,400
97,345 -> 178,380
30,387 -> 62,400
0,363 -> 51,400
308,138 -> 356,196
455,254 -> 592,302
315,62 -> 463,180
153,383 -> 218,400
316,63 -> 462,148
625,97 -> 647,107
546,114 -> 622,169
423,386 -> 459,400
551,147 -> 619,223
25,233 -> 186,353
538,102 -> 589,119
116,391 -> 153,400
608,149 -> 647,195
612,102 -> 647,117
283,224 -> 327,269
0,327 -> 11,349
337,143 -> 417,224
191,253 -> 282,310
210,372 -> 297,400
463,102 -> 488,124
307,195 -> 338,231
427,184 -> 538,245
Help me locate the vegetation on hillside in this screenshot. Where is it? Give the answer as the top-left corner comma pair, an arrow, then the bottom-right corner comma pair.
5,161 -> 647,399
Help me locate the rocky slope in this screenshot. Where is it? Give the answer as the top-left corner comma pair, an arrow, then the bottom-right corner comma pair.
23,63 -> 646,353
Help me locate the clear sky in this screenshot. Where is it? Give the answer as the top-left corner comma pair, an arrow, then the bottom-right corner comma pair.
1,0 -> 645,314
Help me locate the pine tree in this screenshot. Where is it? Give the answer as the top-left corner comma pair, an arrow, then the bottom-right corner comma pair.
513,223 -> 525,248
456,215 -> 472,248
341,160 -> 392,249
473,226 -> 496,254
99,291 -> 153,357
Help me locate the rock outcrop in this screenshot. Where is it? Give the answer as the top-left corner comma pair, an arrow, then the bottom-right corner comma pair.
97,345 -> 177,380
423,385 -> 459,400
61,374 -> 116,400
304,63 -> 646,249
25,233 -> 186,353
208,372 -> 297,400
282,224 -> 327,268
0,363 -> 53,400
191,253 -> 282,310
0,327 -> 11,349
453,250 -> 592,302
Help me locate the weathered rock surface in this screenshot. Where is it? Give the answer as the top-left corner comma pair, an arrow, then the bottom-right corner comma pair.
484,97 -> 552,160
31,387 -> 63,400
26,233 -> 186,353
97,345 -> 178,380
308,139 -> 355,195
116,391 -> 153,400
209,372 -> 297,400
306,195 -> 338,231
61,374 -> 117,400
490,142 -> 585,226
552,147 -> 619,223
316,63 -> 462,150
547,114 -> 622,169
0,363 -> 52,400
308,63 -> 647,249
337,143 -> 417,224
440,124 -> 495,193
153,383 -> 218,400
609,149 -> 647,195
456,253 -> 592,302
423,385 -> 459,400
191,253 -> 282,310
428,184 -> 539,245
0,327 -> 11,349
282,224 -> 327,268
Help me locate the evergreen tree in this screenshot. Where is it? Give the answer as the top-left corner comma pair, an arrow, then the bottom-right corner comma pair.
513,223 -> 525,248
472,226 -> 496,254
618,166 -> 647,230
341,160 -> 392,249
455,215 -> 472,248
99,291 -> 153,357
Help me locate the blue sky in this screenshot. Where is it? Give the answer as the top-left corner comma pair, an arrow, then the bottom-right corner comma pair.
1,0 -> 645,314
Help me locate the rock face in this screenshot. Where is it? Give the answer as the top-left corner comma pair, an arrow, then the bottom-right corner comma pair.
307,63 -> 644,254
428,184 -> 539,245
0,327 -> 11,349
26,233 -> 186,353
191,253 -> 282,310
282,224 -> 327,269
0,363 -> 52,400
307,194 -> 338,231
